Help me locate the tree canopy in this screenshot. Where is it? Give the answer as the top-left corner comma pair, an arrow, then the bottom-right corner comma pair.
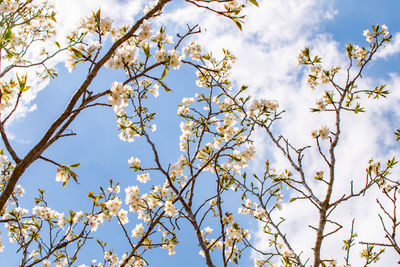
0,0 -> 400,266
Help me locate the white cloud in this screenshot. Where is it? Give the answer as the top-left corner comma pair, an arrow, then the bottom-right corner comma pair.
53,0 -> 146,40
376,32 -> 400,59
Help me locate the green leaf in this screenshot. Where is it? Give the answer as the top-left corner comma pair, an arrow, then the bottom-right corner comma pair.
70,163 -> 81,168
346,43 -> 353,58
69,170 -> 78,183
240,85 -> 248,92
249,0 -> 259,6
387,156 -> 398,167
161,65 -> 168,79
394,129 -> 400,142
158,80 -> 171,92
94,9 -> 101,25
353,103 -> 365,114
234,20 -> 242,31
71,47 -> 84,58
21,85 -> 31,92
50,13 -> 57,22
143,43 -> 151,58
17,73 -> 31,92
313,55 -> 321,63
4,28 -> 12,40
202,53 -> 211,60
62,177 -> 69,188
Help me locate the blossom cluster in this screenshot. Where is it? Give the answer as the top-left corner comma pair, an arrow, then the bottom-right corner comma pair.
0,152 -> 15,184
0,79 -> 19,113
66,14 -> 189,75
238,198 -> 268,221
154,28 -> 173,44
169,155 -> 186,179
224,0 -> 243,13
177,97 -> 194,116
79,12 -> 112,34
195,50 -> 236,88
117,117 -> 140,143
199,213 -> 250,263
0,0 -> 66,115
167,49 -> 183,69
0,174 -> 183,264
179,120 -> 194,151
2,200 -> 87,257
247,98 -> 279,118
1,0 -> 57,60
220,146 -> 256,174
105,43 -> 138,69
183,41 -> 202,61
311,125 -> 330,140
108,81 -> 132,113
55,167 -> 68,183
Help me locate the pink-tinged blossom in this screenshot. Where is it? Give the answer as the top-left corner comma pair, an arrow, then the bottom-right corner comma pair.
164,200 -> 178,217
318,125 -> 330,140
154,48 -> 166,63
254,258 -> 266,267
139,20 -> 152,40
72,211 -> 83,223
55,167 -> 68,183
107,185 -> 120,193
169,156 -> 185,177
131,223 -> 144,237
105,197 -> 122,216
149,84 -> 159,97
105,44 -> 137,69
104,251 -> 119,266
154,31 -> 173,44
0,1 -> 18,12
128,156 -> 141,169
382,24 -> 389,37
137,173 -> 150,183
42,259 -> 51,267
222,213 -> 234,224
209,199 -> 217,206
108,82 -> 131,113
363,29 -> 374,42
169,49 -> 182,69
118,209 -> 129,225
87,215 -> 99,232
125,186 -> 141,213
183,41 -> 202,61
15,184 -> 25,196
224,0 -> 242,12
56,258 -> 68,267
162,240 -> 176,255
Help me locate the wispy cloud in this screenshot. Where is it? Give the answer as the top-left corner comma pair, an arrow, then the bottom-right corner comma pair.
376,32 -> 400,59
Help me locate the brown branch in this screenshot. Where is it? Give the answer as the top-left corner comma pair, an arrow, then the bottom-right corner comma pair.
0,119 -> 20,163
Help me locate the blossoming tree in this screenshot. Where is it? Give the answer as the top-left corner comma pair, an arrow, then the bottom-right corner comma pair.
0,0 -> 399,267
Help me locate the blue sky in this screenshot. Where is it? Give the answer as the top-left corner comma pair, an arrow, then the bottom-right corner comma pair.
2,0 -> 400,266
